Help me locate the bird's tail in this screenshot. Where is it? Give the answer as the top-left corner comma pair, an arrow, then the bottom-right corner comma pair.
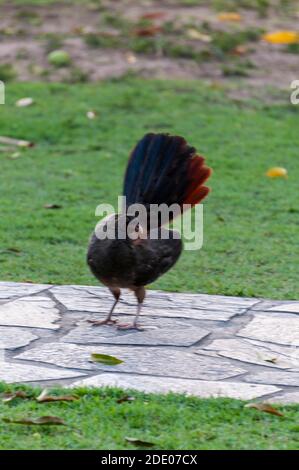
123,133 -> 212,224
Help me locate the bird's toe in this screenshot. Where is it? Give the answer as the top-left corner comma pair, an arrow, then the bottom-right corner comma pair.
117,323 -> 143,331
87,319 -> 117,326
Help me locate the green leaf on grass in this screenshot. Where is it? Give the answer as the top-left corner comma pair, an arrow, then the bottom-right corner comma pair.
90,353 -> 123,365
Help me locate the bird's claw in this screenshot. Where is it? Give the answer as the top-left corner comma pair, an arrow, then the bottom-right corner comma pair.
87,318 -> 117,326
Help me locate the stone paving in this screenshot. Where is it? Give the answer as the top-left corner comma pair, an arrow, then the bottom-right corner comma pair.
0,281 -> 298,403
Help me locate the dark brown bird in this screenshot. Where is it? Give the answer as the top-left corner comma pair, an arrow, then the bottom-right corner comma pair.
87,133 -> 212,329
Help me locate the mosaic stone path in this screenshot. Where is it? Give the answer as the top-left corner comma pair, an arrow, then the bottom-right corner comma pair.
0,282 -> 298,404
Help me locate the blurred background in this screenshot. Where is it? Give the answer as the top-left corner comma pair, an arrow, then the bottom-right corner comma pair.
0,0 -> 298,100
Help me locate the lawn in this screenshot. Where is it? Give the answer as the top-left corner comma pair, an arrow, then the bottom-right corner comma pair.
0,81 -> 298,299
0,382 -> 298,450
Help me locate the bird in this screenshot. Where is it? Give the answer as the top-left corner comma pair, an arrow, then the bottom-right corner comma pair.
87,133 -> 212,330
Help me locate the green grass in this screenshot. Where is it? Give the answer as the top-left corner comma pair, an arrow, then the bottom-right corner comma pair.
0,382 -> 298,449
0,80 -> 298,299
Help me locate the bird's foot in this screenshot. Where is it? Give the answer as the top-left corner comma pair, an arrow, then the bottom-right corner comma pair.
117,322 -> 143,331
87,318 -> 117,326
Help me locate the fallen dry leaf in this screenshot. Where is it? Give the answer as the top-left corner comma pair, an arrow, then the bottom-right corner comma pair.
36,388 -> 78,403
125,437 -> 155,447
218,12 -> 242,22
186,29 -> 212,42
3,416 -> 67,425
0,247 -> 22,256
43,204 -> 62,209
232,45 -> 248,56
73,25 -> 93,35
86,110 -> 97,119
126,52 -> 137,64
18,140 -> 34,148
262,30 -> 299,44
6,247 -> 22,253
245,403 -> 284,417
2,391 -> 29,403
0,136 -> 34,148
16,97 -> 34,108
117,395 -> 136,404
141,12 -> 166,20
90,353 -> 123,365
133,25 -> 161,37
266,167 -> 288,178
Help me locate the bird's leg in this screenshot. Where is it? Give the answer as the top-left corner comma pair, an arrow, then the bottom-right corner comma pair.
117,286 -> 145,330
88,287 -> 120,326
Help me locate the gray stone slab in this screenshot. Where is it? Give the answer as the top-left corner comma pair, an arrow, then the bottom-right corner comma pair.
268,303 -> 299,314
201,338 -> 297,369
0,282 -> 296,395
237,314 -> 299,347
248,300 -> 299,314
51,285 -> 251,321
0,327 -> 38,349
244,370 -> 299,387
266,391 -> 299,404
0,296 -> 60,330
62,317 -> 210,346
113,304 -> 240,321
0,360 -> 86,383
51,285 -> 111,312
250,300 -> 285,311
71,373 -> 280,400
251,300 -> 299,313
16,343 -> 246,380
51,285 -> 257,307
169,292 -> 258,309
0,282 -> 50,300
